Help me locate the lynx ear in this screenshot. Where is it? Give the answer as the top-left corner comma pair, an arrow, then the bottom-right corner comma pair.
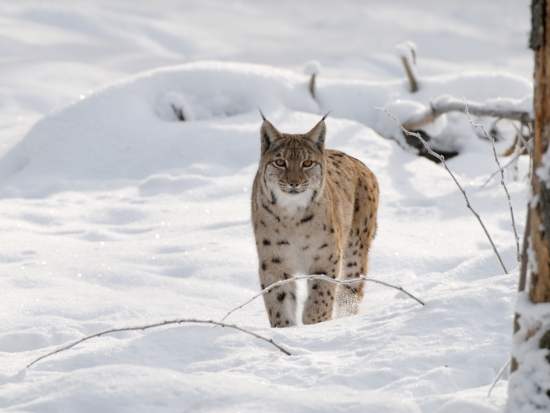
260,119 -> 283,154
305,119 -> 327,152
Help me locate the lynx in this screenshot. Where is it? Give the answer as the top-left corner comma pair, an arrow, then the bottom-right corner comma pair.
251,113 -> 379,327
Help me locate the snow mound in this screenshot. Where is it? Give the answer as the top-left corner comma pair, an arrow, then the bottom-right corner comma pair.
0,61 -> 532,197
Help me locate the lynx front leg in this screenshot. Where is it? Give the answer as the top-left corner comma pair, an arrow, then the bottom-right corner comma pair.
302,254 -> 342,325
259,262 -> 297,328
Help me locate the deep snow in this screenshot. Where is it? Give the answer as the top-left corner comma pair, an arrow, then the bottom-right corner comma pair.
0,1 -> 534,412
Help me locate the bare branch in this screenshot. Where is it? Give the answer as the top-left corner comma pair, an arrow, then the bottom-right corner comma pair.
220,274 -> 424,323
463,98 -> 521,263
402,96 -> 532,131
375,106 -> 509,274
481,138 -> 533,188
487,358 -> 511,397
27,318 -> 291,369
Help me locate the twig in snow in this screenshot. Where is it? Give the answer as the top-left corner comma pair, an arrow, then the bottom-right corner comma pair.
375,106 -> 509,275
401,57 -> 418,93
303,61 -> 321,100
26,318 -> 291,369
463,98 -> 521,263
487,358 -> 511,397
395,41 -> 418,93
309,73 -> 316,99
480,137 -> 533,188
220,274 -> 424,323
170,104 -> 185,121
503,121 -> 532,157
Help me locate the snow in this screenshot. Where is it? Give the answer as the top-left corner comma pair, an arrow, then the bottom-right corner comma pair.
536,145 -> 550,189
509,293 -> 550,412
303,61 -> 321,76
0,0 -> 534,412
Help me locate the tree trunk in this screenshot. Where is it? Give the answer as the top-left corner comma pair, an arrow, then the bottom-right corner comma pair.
529,0 -> 550,305
510,0 -> 550,374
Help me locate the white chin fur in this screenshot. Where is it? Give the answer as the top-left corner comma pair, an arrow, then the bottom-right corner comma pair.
273,186 -> 313,215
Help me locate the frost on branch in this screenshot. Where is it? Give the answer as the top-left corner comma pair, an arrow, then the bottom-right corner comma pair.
508,292 -> 550,412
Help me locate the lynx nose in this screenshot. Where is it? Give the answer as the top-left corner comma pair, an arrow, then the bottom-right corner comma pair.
288,180 -> 301,188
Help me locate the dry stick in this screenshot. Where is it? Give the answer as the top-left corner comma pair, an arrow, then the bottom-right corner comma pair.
309,73 -> 316,99
463,99 -> 521,263
220,274 -> 424,323
487,358 -> 511,397
375,107 -> 509,275
480,138 -> 533,188
26,318 -> 291,369
401,57 -> 418,93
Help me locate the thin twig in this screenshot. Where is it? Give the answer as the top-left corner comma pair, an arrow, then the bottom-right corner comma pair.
220,274 -> 424,323
375,106 -> 509,274
27,318 -> 291,369
463,98 -> 521,263
487,358 -> 511,397
480,138 -> 532,188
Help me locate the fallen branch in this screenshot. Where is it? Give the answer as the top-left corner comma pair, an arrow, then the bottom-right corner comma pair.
464,98 -> 521,263
376,106 -> 509,275
402,96 -> 533,131
220,274 -> 424,323
27,318 -> 291,369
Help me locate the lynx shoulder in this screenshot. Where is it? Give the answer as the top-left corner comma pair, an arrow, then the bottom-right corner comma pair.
251,115 -> 379,327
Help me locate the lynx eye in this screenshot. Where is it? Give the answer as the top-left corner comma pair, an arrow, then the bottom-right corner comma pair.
274,159 -> 286,167
302,160 -> 314,168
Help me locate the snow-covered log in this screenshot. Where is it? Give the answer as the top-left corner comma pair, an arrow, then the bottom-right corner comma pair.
402,95 -> 533,131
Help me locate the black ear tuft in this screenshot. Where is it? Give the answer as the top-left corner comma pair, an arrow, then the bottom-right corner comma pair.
258,108 -> 266,121
321,111 -> 331,121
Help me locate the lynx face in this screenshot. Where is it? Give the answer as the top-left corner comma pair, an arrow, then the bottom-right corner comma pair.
259,120 -> 326,212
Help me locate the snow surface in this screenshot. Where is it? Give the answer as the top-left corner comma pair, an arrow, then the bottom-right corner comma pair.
0,0 -> 534,412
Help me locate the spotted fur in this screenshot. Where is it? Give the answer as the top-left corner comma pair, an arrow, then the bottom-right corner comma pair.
251,117 -> 379,327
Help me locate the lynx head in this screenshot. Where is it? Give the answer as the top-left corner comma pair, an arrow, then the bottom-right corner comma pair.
258,114 -> 328,212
